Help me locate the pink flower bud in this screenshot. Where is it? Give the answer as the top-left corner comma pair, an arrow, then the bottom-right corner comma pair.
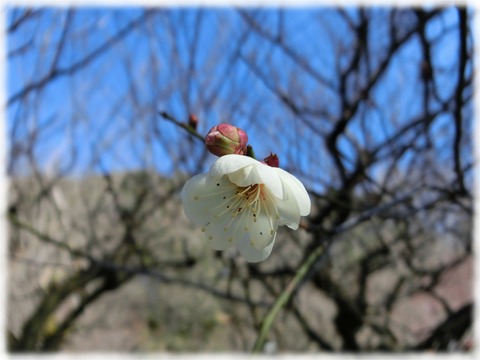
264,153 -> 279,167
205,123 -> 248,157
188,114 -> 198,130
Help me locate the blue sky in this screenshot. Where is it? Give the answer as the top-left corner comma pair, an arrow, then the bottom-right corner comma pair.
6,7 -> 471,193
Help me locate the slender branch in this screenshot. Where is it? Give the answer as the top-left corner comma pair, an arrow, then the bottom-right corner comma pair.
7,8 -> 40,33
453,8 -> 468,194
158,111 -> 204,142
8,10 -> 155,106
251,243 -> 325,353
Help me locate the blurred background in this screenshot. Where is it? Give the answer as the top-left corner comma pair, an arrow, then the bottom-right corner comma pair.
6,6 -> 473,352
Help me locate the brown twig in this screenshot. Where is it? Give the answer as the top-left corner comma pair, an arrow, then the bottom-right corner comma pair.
158,111 -> 205,142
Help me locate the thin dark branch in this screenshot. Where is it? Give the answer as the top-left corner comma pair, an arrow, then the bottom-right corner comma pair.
158,111 -> 204,141
7,10 -> 155,106
453,8 -> 468,195
7,8 -> 40,33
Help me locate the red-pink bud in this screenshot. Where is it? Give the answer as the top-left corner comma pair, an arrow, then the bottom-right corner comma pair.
188,114 -> 198,130
264,153 -> 279,167
205,123 -> 248,157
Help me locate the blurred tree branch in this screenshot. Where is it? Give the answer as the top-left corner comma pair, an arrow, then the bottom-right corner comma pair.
7,6 -> 473,353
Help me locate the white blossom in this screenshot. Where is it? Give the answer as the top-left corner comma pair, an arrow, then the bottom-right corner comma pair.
181,154 -> 311,262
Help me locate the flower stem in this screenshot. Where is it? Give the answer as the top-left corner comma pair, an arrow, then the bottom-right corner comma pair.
251,243 -> 325,353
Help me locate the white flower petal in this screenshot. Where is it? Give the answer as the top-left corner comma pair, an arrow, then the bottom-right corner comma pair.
276,167 -> 311,216
203,197 -> 251,250
181,173 -> 212,225
204,214 -> 239,250
246,191 -> 278,249
210,154 -> 258,176
276,184 -> 302,230
181,173 -> 236,223
248,225 -> 276,249
237,233 -> 276,263
210,154 -> 283,199
229,166 -> 283,199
